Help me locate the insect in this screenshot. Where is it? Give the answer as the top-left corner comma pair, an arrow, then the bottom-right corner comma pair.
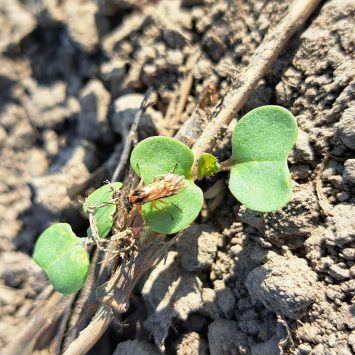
125,173 -> 185,211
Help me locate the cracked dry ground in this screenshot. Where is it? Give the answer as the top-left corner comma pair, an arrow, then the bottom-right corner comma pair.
0,0 -> 354,354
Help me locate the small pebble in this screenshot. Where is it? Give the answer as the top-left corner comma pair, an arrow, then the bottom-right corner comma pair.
343,159 -> 355,184
297,343 -> 312,354
328,264 -> 351,280
328,333 -> 336,347
336,191 -> 350,202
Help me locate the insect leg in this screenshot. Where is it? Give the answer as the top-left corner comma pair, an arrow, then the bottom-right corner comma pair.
170,162 -> 179,174
156,199 -> 169,205
86,206 -> 118,254
146,199 -> 174,220
135,163 -> 145,187
151,200 -> 159,210
152,163 -> 180,182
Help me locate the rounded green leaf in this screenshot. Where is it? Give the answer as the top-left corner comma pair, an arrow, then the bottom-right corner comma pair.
141,180 -> 203,234
229,106 -> 297,212
130,136 -> 194,183
198,153 -> 221,179
32,223 -> 90,295
229,161 -> 292,212
232,106 -> 297,162
83,182 -> 122,238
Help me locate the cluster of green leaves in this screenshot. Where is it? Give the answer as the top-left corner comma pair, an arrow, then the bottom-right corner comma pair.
32,105 -> 297,295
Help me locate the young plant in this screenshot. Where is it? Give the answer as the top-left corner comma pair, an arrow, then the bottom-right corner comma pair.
197,153 -> 221,179
32,105 -> 297,295
197,106 -> 297,211
130,136 -> 203,234
32,182 -> 122,294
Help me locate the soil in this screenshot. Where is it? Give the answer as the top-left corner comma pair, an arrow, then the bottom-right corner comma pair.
0,0 -> 354,354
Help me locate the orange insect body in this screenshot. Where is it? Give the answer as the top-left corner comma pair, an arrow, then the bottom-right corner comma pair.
126,173 -> 185,210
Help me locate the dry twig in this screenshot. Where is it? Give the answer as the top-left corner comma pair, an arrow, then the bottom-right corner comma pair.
3,292 -> 74,355
111,87 -> 155,182
191,0 -> 321,165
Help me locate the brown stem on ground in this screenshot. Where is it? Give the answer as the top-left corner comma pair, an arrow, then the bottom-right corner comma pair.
111,87 -> 155,183
2,291 -> 74,355
63,239 -> 167,355
61,246 -> 99,351
191,0 -> 321,169
164,48 -> 200,127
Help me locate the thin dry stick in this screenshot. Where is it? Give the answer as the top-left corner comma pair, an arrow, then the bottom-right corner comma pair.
191,0 -> 321,165
62,1 -> 321,353
3,292 -> 73,355
175,49 -> 200,122
61,246 -> 100,351
64,240 -> 166,355
63,305 -> 115,355
164,49 -> 200,127
51,303 -> 73,354
111,87 -> 155,182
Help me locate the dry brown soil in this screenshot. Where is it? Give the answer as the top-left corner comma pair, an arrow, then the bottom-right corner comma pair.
0,0 -> 354,354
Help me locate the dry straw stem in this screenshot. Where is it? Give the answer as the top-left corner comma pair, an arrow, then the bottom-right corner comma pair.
63,239 -> 168,355
63,1 -> 320,353
111,87 -> 155,182
191,0 -> 321,165
3,290 -> 74,355
164,48 -> 200,125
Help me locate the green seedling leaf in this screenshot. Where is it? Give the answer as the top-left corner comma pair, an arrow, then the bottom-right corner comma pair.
232,106 -> 297,163
142,180 -> 203,234
130,136 -> 194,183
83,182 -> 123,238
229,106 -> 297,212
33,223 -> 90,295
198,153 -> 221,179
229,161 -> 292,212
130,136 -> 203,234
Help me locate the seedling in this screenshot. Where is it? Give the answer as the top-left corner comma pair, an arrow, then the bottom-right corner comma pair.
197,106 -> 297,211
32,105 -> 297,295
197,153 -> 221,179
32,182 -> 123,294
129,136 -> 204,234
